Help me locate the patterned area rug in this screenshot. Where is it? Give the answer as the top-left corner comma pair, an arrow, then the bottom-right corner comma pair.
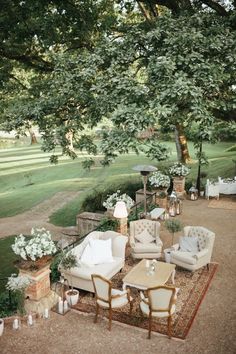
73,254 -> 218,340
208,198 -> 236,210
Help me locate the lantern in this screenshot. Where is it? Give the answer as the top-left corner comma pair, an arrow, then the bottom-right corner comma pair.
176,198 -> 182,215
168,191 -> 177,217
189,186 -> 198,201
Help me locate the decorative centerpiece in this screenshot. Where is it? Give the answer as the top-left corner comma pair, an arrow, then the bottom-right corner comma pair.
103,190 -> 134,216
6,274 -> 32,316
12,228 -> 57,303
168,162 -> 190,197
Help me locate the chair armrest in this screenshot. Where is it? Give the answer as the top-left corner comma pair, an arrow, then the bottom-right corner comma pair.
129,234 -> 136,248
194,249 -> 208,260
140,291 -> 149,305
155,236 -> 163,247
170,244 -> 179,252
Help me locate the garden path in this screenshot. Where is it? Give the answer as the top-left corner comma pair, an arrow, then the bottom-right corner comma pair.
0,191 -> 80,240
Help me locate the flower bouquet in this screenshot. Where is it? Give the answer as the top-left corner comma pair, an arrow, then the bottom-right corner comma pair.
168,162 -> 190,177
149,171 -> 170,189
103,190 -> 135,210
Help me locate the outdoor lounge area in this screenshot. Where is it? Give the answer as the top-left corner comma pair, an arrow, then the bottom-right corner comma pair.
0,196 -> 235,353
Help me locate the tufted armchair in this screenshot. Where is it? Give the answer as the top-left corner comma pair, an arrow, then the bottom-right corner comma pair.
129,219 -> 163,259
170,226 -> 215,271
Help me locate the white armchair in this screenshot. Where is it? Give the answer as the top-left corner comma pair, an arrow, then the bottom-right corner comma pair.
129,219 -> 163,259
170,226 -> 215,271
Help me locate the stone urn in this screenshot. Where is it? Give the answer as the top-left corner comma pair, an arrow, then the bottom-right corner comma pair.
172,176 -> 186,197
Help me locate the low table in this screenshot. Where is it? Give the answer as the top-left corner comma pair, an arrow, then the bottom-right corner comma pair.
149,208 -> 166,220
122,259 -> 176,290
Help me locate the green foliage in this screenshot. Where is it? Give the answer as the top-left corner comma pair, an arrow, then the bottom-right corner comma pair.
81,158 -> 95,171
165,219 -> 183,234
0,291 -> 17,318
60,252 -> 78,271
226,145 -> 236,152
50,254 -> 62,283
96,218 -> 119,232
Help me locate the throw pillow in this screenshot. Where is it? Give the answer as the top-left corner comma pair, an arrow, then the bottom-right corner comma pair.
135,229 -> 154,244
179,236 -> 199,253
89,238 -> 114,264
80,243 -> 95,267
198,234 -> 207,251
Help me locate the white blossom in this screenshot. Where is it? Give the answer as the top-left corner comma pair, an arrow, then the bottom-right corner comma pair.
149,171 -> 170,188
169,162 -> 190,177
103,190 -> 135,209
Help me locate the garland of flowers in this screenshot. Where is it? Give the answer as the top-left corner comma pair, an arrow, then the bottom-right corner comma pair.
12,227 -> 57,261
149,171 -> 170,188
103,190 -> 135,209
168,162 -> 190,177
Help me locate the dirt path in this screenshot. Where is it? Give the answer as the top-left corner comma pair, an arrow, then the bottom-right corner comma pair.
0,191 -> 80,239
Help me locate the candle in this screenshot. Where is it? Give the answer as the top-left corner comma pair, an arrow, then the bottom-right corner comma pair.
58,300 -> 64,314
28,314 -> 33,326
63,300 -> 68,312
44,308 -> 49,319
146,260 -> 150,268
13,319 -> 19,330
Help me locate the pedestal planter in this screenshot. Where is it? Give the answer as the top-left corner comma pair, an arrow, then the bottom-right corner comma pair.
153,188 -> 168,209
0,319 -> 4,336
173,177 -> 186,197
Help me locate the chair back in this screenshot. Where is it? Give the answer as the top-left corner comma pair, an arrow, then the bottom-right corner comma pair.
130,220 -> 160,238
147,286 -> 177,312
184,226 -> 215,255
91,274 -> 111,303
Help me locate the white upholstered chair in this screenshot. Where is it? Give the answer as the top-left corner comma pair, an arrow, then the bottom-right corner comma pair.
140,285 -> 179,339
170,226 -> 215,271
129,219 -> 163,259
91,274 -> 133,331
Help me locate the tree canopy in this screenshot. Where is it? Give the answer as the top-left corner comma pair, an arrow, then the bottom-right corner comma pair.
1,0 -> 236,165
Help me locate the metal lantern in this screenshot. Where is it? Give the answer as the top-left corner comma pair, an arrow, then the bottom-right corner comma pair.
168,191 -> 177,217
189,186 -> 198,201
176,198 -> 182,215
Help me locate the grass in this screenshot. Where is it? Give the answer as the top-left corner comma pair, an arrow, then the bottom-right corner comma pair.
0,236 -> 19,293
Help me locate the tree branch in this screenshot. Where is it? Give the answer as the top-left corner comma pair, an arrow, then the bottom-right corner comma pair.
200,0 -> 229,16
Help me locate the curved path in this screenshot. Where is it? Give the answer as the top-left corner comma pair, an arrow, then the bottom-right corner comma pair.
0,191 -> 80,239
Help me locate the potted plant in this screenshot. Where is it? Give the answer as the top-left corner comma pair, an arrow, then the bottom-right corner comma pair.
169,162 -> 190,196
103,190 -> 135,216
149,171 -> 170,191
155,191 -> 168,209
165,219 -> 183,246
60,251 -> 79,306
6,274 -> 32,316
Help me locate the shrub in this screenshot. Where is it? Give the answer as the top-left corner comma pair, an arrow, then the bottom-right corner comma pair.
0,291 -> 17,318
50,254 -> 62,283
96,218 -> 119,232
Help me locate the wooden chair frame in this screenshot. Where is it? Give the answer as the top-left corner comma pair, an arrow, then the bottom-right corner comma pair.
91,274 -> 133,331
140,285 -> 177,339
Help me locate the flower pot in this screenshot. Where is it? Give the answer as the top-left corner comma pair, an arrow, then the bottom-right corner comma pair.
0,319 -> 4,336
65,289 -> 79,306
200,191 -> 204,197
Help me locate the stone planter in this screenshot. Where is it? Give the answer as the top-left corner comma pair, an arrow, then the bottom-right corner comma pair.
0,319 -> 4,336
172,176 -> 186,197
152,188 -> 168,208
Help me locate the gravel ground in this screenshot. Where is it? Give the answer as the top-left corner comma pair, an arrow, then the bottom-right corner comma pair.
1,198 -> 236,354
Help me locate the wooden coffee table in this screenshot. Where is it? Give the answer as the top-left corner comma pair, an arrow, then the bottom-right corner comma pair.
122,259 -> 176,290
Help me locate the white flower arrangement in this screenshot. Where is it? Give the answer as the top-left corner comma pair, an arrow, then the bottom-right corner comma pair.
149,171 -> 170,188
12,227 -> 57,261
103,190 -> 135,209
6,274 -> 32,292
169,162 -> 190,177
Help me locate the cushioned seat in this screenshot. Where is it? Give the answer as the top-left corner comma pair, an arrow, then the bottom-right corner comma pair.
129,220 -> 163,259
170,226 -> 215,271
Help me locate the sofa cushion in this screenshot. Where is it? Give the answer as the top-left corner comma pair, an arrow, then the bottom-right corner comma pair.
89,238 -> 113,264
171,251 -> 197,265
69,257 -> 123,280
133,242 -> 161,253
80,243 -> 95,267
179,236 -> 198,253
135,229 -> 154,244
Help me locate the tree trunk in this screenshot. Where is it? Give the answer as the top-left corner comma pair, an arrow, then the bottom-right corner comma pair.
174,124 -> 191,163
28,128 -> 38,144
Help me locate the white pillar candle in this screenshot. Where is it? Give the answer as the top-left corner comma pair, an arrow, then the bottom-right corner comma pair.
63,300 -> 68,312
146,260 -> 150,268
13,319 -> 19,330
44,308 -> 49,319
58,300 -> 64,314
28,314 -> 33,326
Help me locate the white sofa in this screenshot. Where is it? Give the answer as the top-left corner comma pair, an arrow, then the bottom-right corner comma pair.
170,226 -> 215,271
59,230 -> 128,293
